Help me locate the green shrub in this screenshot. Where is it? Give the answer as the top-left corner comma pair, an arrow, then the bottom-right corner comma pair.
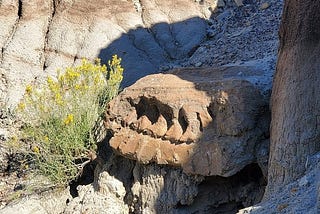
16,56 -> 123,187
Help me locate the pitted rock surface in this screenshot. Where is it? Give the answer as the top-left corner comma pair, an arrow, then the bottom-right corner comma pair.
105,66 -> 270,176
64,171 -> 129,214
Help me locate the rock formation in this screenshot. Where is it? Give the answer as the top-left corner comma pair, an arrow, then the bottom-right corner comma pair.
97,65 -> 271,213
88,151 -> 266,213
0,0 -> 210,107
238,152 -> 320,214
5,0 -> 312,213
266,0 -> 320,196
105,66 -> 270,177
64,170 -> 129,214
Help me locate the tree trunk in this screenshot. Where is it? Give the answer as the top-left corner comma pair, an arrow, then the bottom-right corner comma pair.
266,0 -> 320,197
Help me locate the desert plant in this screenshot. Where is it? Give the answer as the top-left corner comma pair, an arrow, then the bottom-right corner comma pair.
16,56 -> 123,187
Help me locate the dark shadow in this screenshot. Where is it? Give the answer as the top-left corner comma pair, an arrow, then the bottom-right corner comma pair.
69,130 -> 115,198
98,17 -> 207,87
177,163 -> 266,214
69,160 -> 97,198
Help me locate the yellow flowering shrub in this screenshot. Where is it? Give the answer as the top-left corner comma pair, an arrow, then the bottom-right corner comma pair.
17,56 -> 124,186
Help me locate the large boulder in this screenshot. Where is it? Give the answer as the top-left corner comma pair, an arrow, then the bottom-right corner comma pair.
105,66 -> 270,177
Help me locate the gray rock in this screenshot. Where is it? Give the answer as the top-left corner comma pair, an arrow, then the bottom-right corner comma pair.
238,152 -> 320,214
0,188 -> 71,214
97,154 -> 265,214
64,172 -> 128,214
130,163 -> 203,213
0,0 -> 209,108
97,171 -> 126,198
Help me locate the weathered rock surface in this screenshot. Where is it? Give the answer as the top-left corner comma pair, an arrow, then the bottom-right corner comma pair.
0,167 -> 129,214
64,170 -> 128,214
106,65 -> 270,177
0,188 -> 70,214
0,0 -> 294,213
0,0 -> 211,107
238,152 -> 320,214
91,153 -> 265,214
130,163 -> 202,213
0,0 -> 282,108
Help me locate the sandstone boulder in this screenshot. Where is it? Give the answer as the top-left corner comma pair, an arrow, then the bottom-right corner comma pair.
105,66 -> 270,177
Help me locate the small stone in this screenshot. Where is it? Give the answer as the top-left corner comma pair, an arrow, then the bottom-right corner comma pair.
217,0 -> 225,8
277,203 -> 289,212
260,2 -> 270,10
195,62 -> 202,67
298,175 -> 309,186
234,0 -> 244,7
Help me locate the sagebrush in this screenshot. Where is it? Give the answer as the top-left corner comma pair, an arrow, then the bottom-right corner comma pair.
16,56 -> 123,186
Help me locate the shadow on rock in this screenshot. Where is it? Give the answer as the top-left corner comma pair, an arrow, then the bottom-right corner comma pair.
98,17 -> 207,87
102,63 -> 271,213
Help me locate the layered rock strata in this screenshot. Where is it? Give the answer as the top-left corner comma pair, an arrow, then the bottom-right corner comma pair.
0,0 -> 210,107
105,66 -> 270,177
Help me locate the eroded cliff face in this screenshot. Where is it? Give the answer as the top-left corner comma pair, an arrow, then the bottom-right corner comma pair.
0,0 -> 210,107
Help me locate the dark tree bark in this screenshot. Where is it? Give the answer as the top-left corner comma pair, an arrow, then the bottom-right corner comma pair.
266,0 -> 320,196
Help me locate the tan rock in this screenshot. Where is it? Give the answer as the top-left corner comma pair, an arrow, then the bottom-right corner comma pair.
165,119 -> 184,142
260,2 -> 270,10
110,128 -> 193,166
106,66 -> 270,176
149,114 -> 168,137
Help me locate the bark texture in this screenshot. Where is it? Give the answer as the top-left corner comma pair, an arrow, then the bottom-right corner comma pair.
267,0 -> 320,196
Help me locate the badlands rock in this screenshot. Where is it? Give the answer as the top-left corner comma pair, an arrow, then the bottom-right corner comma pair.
64,171 -> 128,214
0,0 -> 210,107
238,152 -> 320,214
0,188 -> 71,214
95,153 -> 265,213
130,162 -> 202,213
105,66 -> 270,177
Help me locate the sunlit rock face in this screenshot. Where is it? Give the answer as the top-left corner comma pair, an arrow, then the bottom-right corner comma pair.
105,66 -> 270,177
0,0 -> 210,107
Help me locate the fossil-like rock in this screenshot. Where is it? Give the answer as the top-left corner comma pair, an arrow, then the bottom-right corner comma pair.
105,66 -> 270,177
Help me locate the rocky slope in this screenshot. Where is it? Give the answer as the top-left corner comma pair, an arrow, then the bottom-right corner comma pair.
5,0 -> 319,214
0,0 -> 282,108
